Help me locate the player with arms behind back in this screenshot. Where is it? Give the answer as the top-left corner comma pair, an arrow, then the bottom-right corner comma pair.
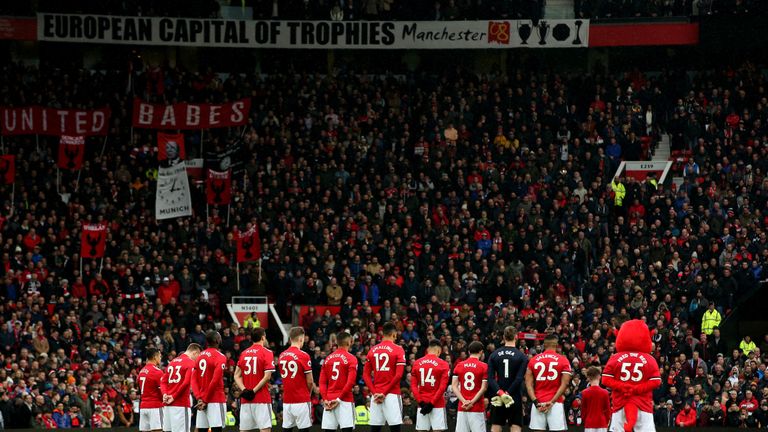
525,335 -> 572,431
364,322 -> 406,432
488,326 -> 528,432
319,332 -> 358,432
410,339 -> 450,432
194,331 -> 228,432
278,327 -> 315,432
162,344 -> 202,432
138,348 -> 165,432
451,341 -> 488,432
235,327 -> 276,432
580,366 -> 611,432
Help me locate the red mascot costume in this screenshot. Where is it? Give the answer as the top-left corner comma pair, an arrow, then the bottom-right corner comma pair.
601,320 -> 661,432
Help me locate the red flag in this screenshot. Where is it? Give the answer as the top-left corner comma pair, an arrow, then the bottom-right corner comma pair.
80,224 -> 107,259
236,226 -> 261,263
206,169 -> 232,205
157,133 -> 186,161
0,155 -> 14,184
57,135 -> 85,170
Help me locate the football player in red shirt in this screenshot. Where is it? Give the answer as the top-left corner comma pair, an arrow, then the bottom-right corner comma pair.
319,331 -> 358,432
410,339 -> 450,432
278,327 -> 315,432
525,335 -> 572,431
162,343 -> 202,432
138,348 -> 165,432
194,331 -> 228,432
451,341 -> 488,432
581,366 -> 611,432
235,327 -> 276,432
364,322 -> 406,432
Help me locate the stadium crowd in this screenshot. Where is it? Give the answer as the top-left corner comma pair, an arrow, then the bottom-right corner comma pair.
1,59 -> 768,429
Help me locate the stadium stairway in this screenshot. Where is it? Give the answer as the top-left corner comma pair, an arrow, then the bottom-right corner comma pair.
654,134 -> 685,190
545,0 -> 575,18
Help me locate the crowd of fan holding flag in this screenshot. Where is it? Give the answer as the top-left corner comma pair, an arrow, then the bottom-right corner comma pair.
2,60 -> 768,429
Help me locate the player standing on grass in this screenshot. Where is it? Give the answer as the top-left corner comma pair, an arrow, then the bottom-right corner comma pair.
278,327 -> 315,432
451,341 -> 488,432
194,331 -> 228,432
235,327 -> 276,432
364,322 -> 406,432
138,348 -> 165,432
162,344 -> 202,432
319,332 -> 358,432
525,335 -> 572,432
580,366 -> 611,432
488,326 -> 528,432
410,339 -> 450,432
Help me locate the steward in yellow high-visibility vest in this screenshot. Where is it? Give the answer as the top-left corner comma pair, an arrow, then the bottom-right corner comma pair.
740,336 -> 756,356
226,411 -> 237,426
355,405 -> 369,425
271,409 -> 277,426
611,177 -> 626,207
701,303 -> 721,335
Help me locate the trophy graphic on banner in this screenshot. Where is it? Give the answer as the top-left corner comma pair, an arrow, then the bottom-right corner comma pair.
573,20 -> 584,45
537,20 -> 550,45
517,21 -> 532,45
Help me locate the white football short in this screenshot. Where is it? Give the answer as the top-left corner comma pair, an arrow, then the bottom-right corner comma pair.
321,401 -> 355,430
610,408 -> 655,432
240,403 -> 273,430
139,408 -> 163,431
456,411 -> 485,432
196,402 -> 227,429
415,407 -> 447,431
370,394 -> 403,426
530,402 -> 567,431
283,402 -> 312,429
166,406 -> 191,432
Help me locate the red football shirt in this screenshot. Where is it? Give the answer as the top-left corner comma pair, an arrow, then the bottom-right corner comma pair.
365,340 -> 406,395
278,346 -> 313,404
138,364 -> 164,409
237,344 -> 276,404
602,352 -> 660,413
453,357 -> 488,413
527,351 -> 572,403
320,349 -> 358,403
163,353 -> 196,407
410,354 -> 450,408
580,385 -> 611,428
194,348 -> 227,404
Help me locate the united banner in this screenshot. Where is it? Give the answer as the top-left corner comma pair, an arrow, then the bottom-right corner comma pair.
1,106 -> 111,136
206,169 -> 232,205
80,223 -> 107,258
236,225 -> 261,263
38,14 -> 589,49
157,132 -> 186,161
57,135 -> 85,170
0,155 -> 14,184
132,98 -> 251,129
155,162 -> 193,220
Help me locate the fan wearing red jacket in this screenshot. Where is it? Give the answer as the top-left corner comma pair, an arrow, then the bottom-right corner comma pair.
364,322 -> 407,431
581,366 -> 611,432
319,332 -> 358,432
601,320 -> 662,432
162,344 -> 202,432
235,327 -> 276,432
525,335 -> 572,431
278,327 -> 316,432
138,348 -> 165,432
451,341 -> 488,432
194,331 -> 228,432
410,339 -> 450,432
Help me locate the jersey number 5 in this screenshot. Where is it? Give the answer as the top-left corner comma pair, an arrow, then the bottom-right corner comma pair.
620,363 -> 643,382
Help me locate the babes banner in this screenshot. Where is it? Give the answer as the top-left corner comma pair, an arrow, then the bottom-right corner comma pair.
132,98 -> 251,129
1,106 -> 110,136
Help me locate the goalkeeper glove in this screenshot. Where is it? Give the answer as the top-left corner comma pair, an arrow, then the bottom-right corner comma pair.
420,402 -> 434,415
500,394 -> 514,407
490,396 -> 503,407
240,389 -> 256,401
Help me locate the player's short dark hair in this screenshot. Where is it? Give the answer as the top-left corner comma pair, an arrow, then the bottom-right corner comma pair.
146,347 -> 161,361
289,327 -> 305,341
428,339 -> 442,349
187,343 -> 202,353
468,341 -> 484,354
205,330 -> 221,346
337,331 -> 352,346
586,366 -> 601,380
503,326 -> 517,342
383,322 -> 397,336
251,327 -> 266,342
544,334 -> 559,347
